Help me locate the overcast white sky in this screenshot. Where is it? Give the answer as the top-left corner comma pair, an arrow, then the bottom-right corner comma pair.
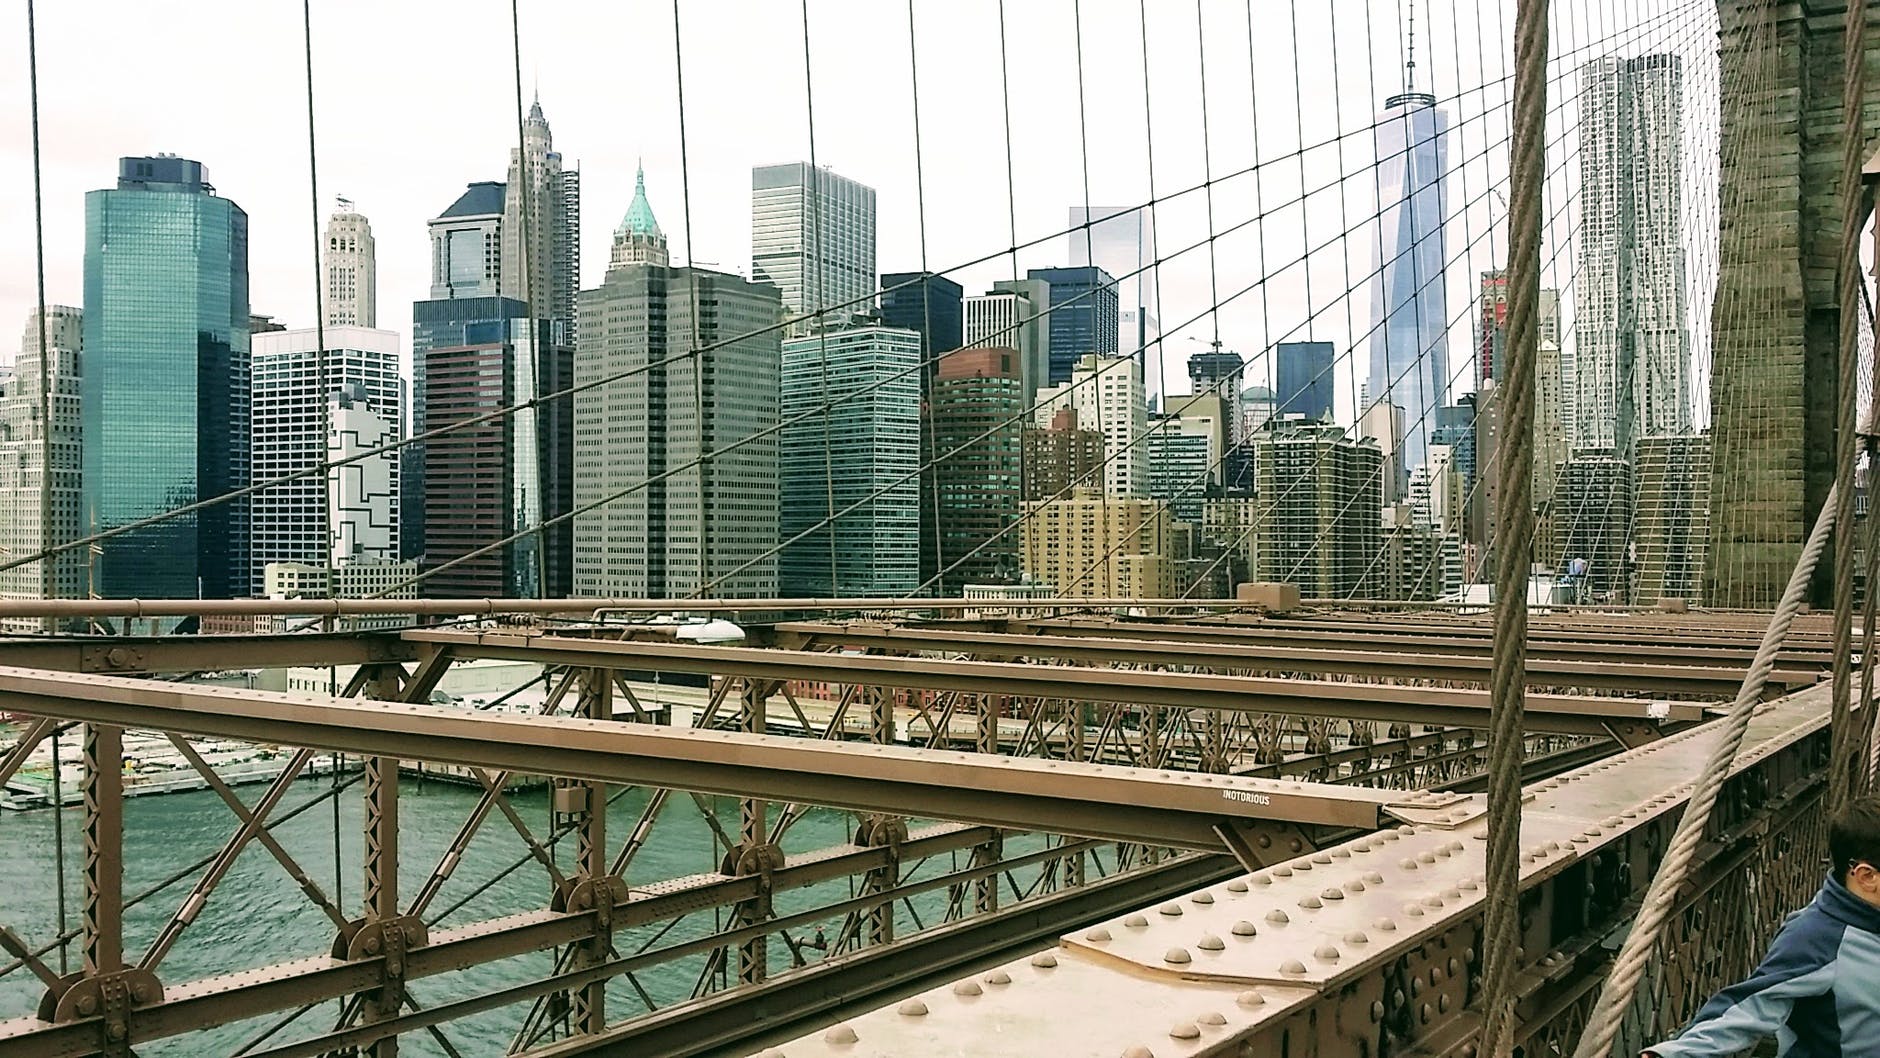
2,0 -> 1716,426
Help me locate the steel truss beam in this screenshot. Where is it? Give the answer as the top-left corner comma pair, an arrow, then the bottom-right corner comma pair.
1015,618 -> 1836,668
0,633 -> 418,675
754,682 -> 1835,1056
769,621 -> 1816,694
399,631 -> 1704,736
0,666 -> 1415,849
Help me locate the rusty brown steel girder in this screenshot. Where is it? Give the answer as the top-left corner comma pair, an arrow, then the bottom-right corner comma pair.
767,621 -> 1817,694
0,633 -> 420,675
0,665 -> 1413,850
400,630 -> 1705,736
756,681 -> 1835,1057
1015,617 -> 1837,668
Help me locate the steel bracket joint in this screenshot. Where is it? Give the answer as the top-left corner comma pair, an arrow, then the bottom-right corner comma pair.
1212,819 -> 1317,872
335,915 -> 427,1008
43,968 -> 162,1055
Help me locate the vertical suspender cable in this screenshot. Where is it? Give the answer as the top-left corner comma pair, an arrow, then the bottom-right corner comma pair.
299,0 -> 343,912
1829,0 -> 1869,813
1481,0 -> 1548,1053
24,0 -> 69,975
509,0 -> 548,598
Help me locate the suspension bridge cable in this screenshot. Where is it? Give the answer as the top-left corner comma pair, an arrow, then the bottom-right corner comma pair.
1479,0 -> 1548,1049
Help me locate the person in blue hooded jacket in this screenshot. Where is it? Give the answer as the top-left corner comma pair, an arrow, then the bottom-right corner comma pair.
1644,794 -> 1880,1058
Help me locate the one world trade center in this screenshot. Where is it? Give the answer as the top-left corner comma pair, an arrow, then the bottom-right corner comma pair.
1368,88 -> 1450,493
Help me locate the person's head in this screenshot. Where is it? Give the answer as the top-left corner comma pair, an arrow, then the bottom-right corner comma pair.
1830,795 -> 1880,907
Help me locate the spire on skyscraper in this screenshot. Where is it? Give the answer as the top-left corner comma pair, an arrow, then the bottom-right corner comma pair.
610,162 -> 669,269
1405,0 -> 1418,93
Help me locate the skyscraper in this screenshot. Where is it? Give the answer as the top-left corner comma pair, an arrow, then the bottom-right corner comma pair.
1250,421 -> 1384,598
415,300 -> 572,598
503,96 -> 582,344
1574,55 -> 1687,453
1476,270 -> 1559,385
752,162 -> 877,334
576,183 -> 783,598
1035,353 -> 1147,497
879,271 -> 963,383
324,197 -> 376,328
1022,407 -> 1104,503
0,307 -> 83,629
924,348 -> 1024,592
1027,266 -> 1119,385
1634,433 -> 1710,604
780,325 -> 921,596
83,156 -> 250,600
429,182 -> 506,300
408,181 -> 509,561
963,281 -> 1052,406
249,325 -> 403,594
1275,341 -> 1335,421
1069,206 -> 1159,400
1369,89 -> 1451,481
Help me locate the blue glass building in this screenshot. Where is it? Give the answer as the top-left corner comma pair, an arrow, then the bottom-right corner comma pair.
82,156 -> 250,599
1026,266 -> 1118,385
1276,341 -> 1335,421
878,271 -> 962,389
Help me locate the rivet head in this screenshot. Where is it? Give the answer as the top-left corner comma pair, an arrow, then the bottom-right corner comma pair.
1164,947 -> 1193,965
1418,852 -> 1437,864
824,1024 -> 859,1044
1232,920 -> 1258,936
1424,895 -> 1445,908
1401,858 -> 1420,871
1374,916 -> 1398,931
1031,952 -> 1059,968
1315,944 -> 1341,961
953,980 -> 984,997
1312,853 -> 1333,864
1159,903 -> 1184,917
1347,878 -> 1366,892
1169,1022 -> 1201,1040
1086,928 -> 1112,942
1273,866 -> 1294,877
1192,892 -> 1215,905
76,996 -> 97,1016
985,970 -> 1012,985
1460,879 -> 1480,891
1443,888 -> 1462,901
1227,879 -> 1250,893
1253,874 -> 1273,886
1345,930 -> 1369,945
1198,933 -> 1226,951
1372,1000 -> 1386,1021
1123,1048 -> 1157,1058
1280,959 -> 1308,974
1236,989 -> 1266,1007
1321,888 -> 1345,901
1199,1010 -> 1228,1025
1404,903 -> 1425,918
1266,909 -> 1290,925
1299,895 -> 1323,909
898,999 -> 929,1017
1125,914 -> 1150,928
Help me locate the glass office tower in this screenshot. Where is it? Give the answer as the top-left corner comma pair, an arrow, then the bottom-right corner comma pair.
82,156 -> 250,599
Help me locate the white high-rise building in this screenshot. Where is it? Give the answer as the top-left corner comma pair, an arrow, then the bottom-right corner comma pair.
503,95 -> 581,343
1070,206 -> 1161,403
323,197 -> 376,328
0,307 -> 83,629
1035,353 -> 1149,497
328,387 -> 398,566
1368,90 -> 1450,489
752,162 -> 877,335
963,283 -> 1051,406
249,325 -> 403,595
1574,55 -> 1687,453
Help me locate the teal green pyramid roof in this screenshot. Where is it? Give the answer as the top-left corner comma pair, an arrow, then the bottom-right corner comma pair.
617,164 -> 662,239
